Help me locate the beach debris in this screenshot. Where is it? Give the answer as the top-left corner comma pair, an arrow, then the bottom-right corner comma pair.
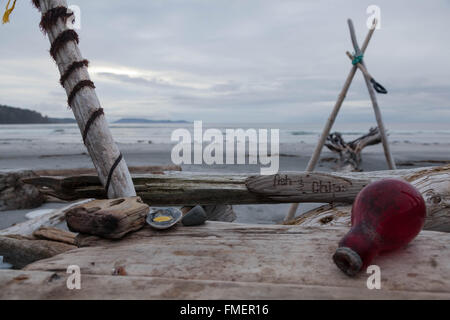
333,179 -> 426,277
325,127 -> 382,172
182,205 -> 207,226
286,18 -> 396,222
0,236 -> 76,269
65,197 -> 148,239
0,170 -> 44,212
25,209 -> 55,220
146,208 -> 182,230
0,199 -> 93,238
33,227 -> 77,246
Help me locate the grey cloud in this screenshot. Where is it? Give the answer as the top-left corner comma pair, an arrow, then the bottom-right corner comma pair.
0,0 -> 449,123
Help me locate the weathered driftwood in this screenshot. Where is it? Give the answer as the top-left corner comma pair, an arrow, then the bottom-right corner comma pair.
347,19 -> 396,171
35,0 -> 135,198
286,19 -> 379,221
22,166 -> 450,231
0,170 -> 45,211
181,205 -> 236,223
0,199 -> 92,237
286,166 -> 450,232
0,222 -> 448,299
33,227 -> 77,246
0,236 -> 76,269
34,165 -> 181,177
325,127 -> 382,171
65,197 -> 149,239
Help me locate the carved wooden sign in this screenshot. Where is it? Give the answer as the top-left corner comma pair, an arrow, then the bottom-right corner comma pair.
246,173 -> 370,203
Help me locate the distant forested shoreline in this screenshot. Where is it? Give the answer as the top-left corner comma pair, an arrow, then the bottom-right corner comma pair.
0,105 -> 76,124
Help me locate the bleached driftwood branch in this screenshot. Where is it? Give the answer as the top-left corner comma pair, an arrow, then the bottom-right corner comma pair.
0,199 -> 93,237
22,165 -> 450,231
325,127 -> 382,171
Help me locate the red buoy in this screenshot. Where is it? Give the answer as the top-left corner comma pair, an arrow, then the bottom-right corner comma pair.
333,179 -> 426,277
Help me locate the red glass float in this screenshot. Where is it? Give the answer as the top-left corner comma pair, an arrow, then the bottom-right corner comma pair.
333,178 -> 426,277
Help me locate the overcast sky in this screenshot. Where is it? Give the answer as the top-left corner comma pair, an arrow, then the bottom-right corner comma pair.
0,0 -> 449,124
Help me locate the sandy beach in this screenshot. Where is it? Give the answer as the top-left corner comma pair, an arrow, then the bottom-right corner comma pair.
1,139 -> 449,230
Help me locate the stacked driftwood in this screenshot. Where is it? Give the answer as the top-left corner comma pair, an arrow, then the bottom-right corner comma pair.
0,165 -> 449,298
20,165 -> 450,231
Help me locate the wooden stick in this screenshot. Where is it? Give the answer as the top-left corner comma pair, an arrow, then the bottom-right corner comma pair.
286,19 -> 378,222
347,19 -> 396,171
346,51 -> 374,80
0,199 -> 93,237
36,0 -> 136,198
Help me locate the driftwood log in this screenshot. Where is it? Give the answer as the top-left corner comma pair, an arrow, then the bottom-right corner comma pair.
325,127 -> 382,171
249,166 -> 450,231
33,227 -> 77,246
34,165 -> 181,177
20,165 -> 450,232
0,222 -> 449,299
0,236 -> 76,269
0,199 -> 92,237
0,170 -> 44,211
65,197 -> 149,239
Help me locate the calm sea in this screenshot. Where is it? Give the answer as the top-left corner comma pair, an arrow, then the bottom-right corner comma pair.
0,122 -> 449,145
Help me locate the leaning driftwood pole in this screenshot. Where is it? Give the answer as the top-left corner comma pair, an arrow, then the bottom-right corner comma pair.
286,20 -> 378,221
32,0 -> 136,198
347,19 -> 396,171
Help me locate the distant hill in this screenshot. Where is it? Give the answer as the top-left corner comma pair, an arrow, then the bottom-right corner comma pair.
115,118 -> 189,124
0,105 -> 76,124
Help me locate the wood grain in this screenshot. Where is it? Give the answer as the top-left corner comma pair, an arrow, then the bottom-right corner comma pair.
0,222 -> 447,299
65,197 -> 149,239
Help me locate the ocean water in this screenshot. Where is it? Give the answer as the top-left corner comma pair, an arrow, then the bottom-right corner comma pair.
0,122 -> 449,145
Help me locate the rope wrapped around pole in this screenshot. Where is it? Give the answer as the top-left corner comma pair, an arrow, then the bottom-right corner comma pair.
34,0 -> 136,198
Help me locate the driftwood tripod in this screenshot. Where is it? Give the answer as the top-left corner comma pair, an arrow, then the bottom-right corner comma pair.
286,19 -> 396,222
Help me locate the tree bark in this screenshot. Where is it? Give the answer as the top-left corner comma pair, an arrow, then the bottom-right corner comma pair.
0,236 -> 76,269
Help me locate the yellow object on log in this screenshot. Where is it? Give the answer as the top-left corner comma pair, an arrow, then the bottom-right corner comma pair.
2,0 -> 17,24
153,216 -> 173,223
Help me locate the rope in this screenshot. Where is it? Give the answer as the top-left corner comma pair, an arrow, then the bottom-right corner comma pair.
105,154 -> 123,194
50,29 -> 79,60
60,60 -> 89,86
67,80 -> 95,107
32,2 -> 125,196
32,0 -> 41,10
352,53 -> 364,65
40,6 -> 73,33
82,108 -> 104,143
